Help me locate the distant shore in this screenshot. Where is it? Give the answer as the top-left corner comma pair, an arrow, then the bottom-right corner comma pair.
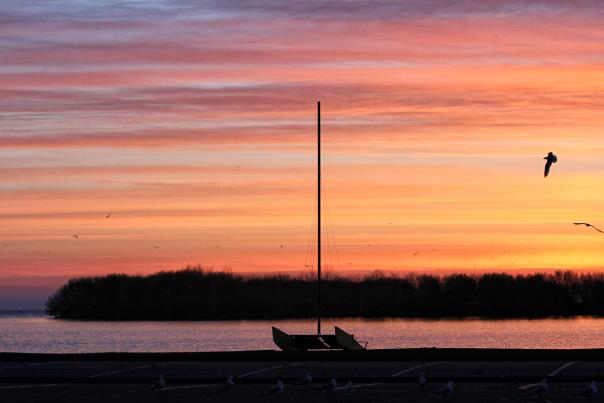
45,267 -> 604,320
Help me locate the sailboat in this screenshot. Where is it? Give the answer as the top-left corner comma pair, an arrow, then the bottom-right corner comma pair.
272,102 -> 366,351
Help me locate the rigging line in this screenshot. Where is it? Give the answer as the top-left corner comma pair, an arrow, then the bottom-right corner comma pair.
326,199 -> 341,271
303,182 -> 317,271
322,179 -> 343,271
321,183 -> 334,275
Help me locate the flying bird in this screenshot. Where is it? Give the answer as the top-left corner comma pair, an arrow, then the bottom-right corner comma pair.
151,374 -> 165,391
571,381 -> 597,397
433,381 -> 453,397
72,235 -> 80,239
574,222 -> 604,233
264,380 -> 284,396
543,151 -> 557,177
105,212 -> 112,219
216,375 -> 234,393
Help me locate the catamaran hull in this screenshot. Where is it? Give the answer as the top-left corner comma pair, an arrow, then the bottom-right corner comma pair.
272,326 -> 366,351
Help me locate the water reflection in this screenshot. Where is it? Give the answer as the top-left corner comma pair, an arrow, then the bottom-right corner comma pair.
0,315 -> 602,353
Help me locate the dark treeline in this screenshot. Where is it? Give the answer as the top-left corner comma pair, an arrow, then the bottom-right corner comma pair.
46,267 -> 604,320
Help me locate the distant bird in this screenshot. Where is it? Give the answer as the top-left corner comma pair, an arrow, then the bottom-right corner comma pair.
280,244 -> 284,248
543,151 -> 557,177
533,378 -> 548,398
298,371 -> 312,389
105,212 -> 112,219
264,380 -> 284,397
151,374 -> 165,391
321,378 -> 337,392
571,381 -> 597,397
433,381 -> 453,397
154,246 -> 159,249
574,222 -> 604,233
72,235 -> 80,239
216,375 -> 234,393
418,372 -> 427,389
345,381 -> 354,399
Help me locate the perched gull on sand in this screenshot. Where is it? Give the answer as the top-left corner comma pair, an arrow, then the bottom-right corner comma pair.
321,378 -> 337,392
433,381 -> 453,397
345,381 -> 354,399
151,374 -> 165,391
533,378 -> 548,397
264,380 -> 284,397
543,152 -> 557,177
571,381 -> 597,397
418,372 -> 427,389
574,222 -> 604,233
216,375 -> 234,393
298,371 -> 312,389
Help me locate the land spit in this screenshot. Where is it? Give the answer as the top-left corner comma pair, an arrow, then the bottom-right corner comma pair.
1,349 -> 603,402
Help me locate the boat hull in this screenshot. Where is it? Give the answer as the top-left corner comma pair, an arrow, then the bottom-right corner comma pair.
272,326 -> 366,351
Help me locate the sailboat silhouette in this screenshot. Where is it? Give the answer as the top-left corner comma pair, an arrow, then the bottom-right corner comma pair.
272,102 -> 366,351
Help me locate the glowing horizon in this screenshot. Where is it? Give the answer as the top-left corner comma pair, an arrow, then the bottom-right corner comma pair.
2,1 -> 604,307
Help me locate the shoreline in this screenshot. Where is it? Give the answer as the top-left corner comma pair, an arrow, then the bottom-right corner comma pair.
3,348 -> 604,362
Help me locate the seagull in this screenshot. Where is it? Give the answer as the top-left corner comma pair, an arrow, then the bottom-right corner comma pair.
345,381 -> 354,399
533,378 -> 548,398
320,378 -> 337,392
418,372 -> 427,389
72,235 -> 80,239
154,246 -> 159,249
216,375 -> 234,393
264,380 -> 284,397
433,380 -> 453,397
574,222 -> 604,233
298,371 -> 312,389
543,151 -> 557,177
105,212 -> 112,219
151,374 -> 165,391
571,381 -> 597,397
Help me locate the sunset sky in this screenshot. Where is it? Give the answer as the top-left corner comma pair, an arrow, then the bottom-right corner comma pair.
2,0 -> 604,307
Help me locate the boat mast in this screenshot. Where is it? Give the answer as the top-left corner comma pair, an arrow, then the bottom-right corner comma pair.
317,101 -> 321,335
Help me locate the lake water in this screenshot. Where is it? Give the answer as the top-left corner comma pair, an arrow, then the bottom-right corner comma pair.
0,312 -> 603,353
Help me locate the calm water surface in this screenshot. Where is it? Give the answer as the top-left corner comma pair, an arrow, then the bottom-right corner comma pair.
0,312 -> 603,353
